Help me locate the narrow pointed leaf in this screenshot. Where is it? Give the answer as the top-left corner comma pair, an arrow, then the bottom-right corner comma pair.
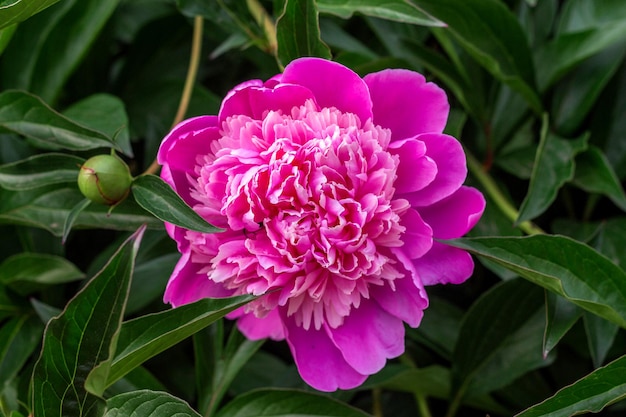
105,390 -> 201,417
515,354 -> 626,417
107,294 -> 255,387
0,153 -> 83,190
517,119 -> 588,224
316,0 -> 444,26
31,226 -> 145,417
0,91 -> 121,151
447,235 -> 626,328
0,0 -> 60,30
0,24 -> 17,56
132,174 -> 221,234
215,389 -> 372,417
276,0 -> 331,67
583,313 -> 619,368
62,198 -> 91,244
0,253 -> 84,295
543,292 -> 582,357
0,315 -> 43,388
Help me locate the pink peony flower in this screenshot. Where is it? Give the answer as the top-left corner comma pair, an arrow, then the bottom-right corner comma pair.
158,57 -> 485,391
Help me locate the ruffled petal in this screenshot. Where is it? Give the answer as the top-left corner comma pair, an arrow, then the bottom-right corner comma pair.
400,208 -> 433,259
389,138 -> 437,194
364,69 -> 449,140
219,84 -> 315,121
413,242 -> 475,286
164,249 -> 233,307
371,248 -> 428,327
419,186 -> 486,239
236,308 -> 285,341
283,313 -> 367,391
400,133 -> 467,207
327,300 -> 405,375
281,57 -> 373,123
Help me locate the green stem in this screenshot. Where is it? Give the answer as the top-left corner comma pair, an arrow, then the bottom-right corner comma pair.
372,388 -> 383,417
465,150 -> 545,235
143,15 -> 204,176
398,354 -> 433,417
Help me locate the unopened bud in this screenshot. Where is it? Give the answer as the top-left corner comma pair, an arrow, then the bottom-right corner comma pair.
77,154 -> 132,205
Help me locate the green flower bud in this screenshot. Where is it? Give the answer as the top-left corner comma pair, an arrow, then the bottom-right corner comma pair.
77,154 -> 133,205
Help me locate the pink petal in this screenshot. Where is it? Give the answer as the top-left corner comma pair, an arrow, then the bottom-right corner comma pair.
282,313 -> 367,391
364,69 -> 449,140
327,300 -> 405,375
419,186 -> 486,239
219,83 -> 315,121
164,249 -> 233,307
371,248 -> 428,327
236,309 -> 285,341
401,133 -> 467,207
413,242 -> 475,286
400,208 -> 433,259
390,138 -> 437,194
281,57 -> 373,123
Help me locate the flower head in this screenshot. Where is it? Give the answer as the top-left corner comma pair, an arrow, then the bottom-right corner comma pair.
158,57 -> 485,391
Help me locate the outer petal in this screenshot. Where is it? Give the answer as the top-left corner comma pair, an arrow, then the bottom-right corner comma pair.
327,300 -> 405,375
219,84 -> 315,121
371,248 -> 428,327
419,186 -> 486,239
164,249 -> 233,307
283,313 -> 367,392
389,138 -> 437,194
400,207 -> 433,259
413,242 -> 475,286
401,133 -> 467,207
236,308 -> 285,341
364,69 -> 449,141
281,57 -> 373,123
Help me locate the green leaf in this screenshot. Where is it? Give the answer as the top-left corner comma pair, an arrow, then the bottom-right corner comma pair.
571,146 -> 626,212
132,174 -> 222,234
0,23 -> 17,56
447,235 -> 626,328
0,0 -> 60,30
0,91 -> 121,152
0,0 -> 121,103
451,279 -> 548,398
107,295 -> 255,387
0,153 -> 84,190
31,226 -> 145,416
62,198 -> 91,244
409,296 -> 463,361
215,389 -> 372,417
412,0 -> 542,114
543,292 -> 582,357
317,0 -> 443,26
515,354 -> 626,417
0,185 -> 162,237
105,390 -> 201,417
584,312 -> 619,368
517,119 -> 588,224
63,94 -> 134,158
0,252 -> 84,295
276,0 -> 332,68
0,315 -> 43,388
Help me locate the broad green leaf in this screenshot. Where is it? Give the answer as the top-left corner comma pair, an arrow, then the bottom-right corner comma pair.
276,0 -> 331,68
105,366 -> 167,398
451,279 -> 548,399
515,354 -> 626,417
63,94 -> 134,157
0,23 -> 17,56
105,390 -> 201,417
107,295 -> 255,387
591,218 -> 626,269
447,235 -> 626,328
317,0 -> 443,26
0,0 -> 60,30
0,153 -> 83,190
0,252 -> 84,295
125,253 -> 178,315
571,146 -> 626,212
583,312 -> 619,368
517,120 -> 588,224
409,296 -> 463,361
0,185 -> 162,237
132,174 -> 222,234
0,0 -> 121,103
31,226 -> 145,417
543,292 -> 582,357
0,91 -> 121,152
215,389 -> 372,417
556,0 -> 626,34
0,315 -> 43,388
412,0 -> 542,114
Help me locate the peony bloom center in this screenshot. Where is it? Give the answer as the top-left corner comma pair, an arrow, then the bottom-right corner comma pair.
188,99 -> 412,330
